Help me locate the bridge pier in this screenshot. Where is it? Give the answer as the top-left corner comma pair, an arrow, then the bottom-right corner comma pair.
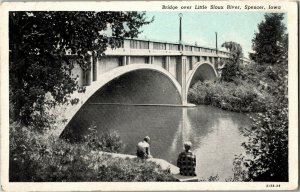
177,56 -> 188,105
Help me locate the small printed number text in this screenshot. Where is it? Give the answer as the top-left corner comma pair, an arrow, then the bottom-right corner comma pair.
266,184 -> 281,188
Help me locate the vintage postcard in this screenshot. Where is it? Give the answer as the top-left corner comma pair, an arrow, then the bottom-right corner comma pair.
0,1 -> 298,191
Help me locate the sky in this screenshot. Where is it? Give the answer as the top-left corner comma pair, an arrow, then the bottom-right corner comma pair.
138,12 -> 287,58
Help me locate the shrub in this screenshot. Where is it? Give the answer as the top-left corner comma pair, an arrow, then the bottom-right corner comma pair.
9,123 -> 176,182
198,175 -> 220,182
188,81 -> 268,112
83,126 -> 123,153
240,100 -> 288,181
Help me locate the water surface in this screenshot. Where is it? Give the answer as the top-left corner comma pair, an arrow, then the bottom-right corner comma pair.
65,104 -> 250,181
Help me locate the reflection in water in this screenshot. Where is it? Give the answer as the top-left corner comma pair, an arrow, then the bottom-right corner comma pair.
182,108 -> 192,144
193,117 -> 247,180
63,104 -> 250,181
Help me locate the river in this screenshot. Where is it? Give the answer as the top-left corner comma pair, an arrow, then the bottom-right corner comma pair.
65,104 -> 251,181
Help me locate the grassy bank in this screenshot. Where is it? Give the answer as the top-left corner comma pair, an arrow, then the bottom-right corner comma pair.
188,80 -> 270,113
9,123 -> 176,182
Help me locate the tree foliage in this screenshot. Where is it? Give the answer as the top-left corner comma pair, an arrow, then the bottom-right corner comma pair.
250,13 -> 287,64
220,41 -> 243,82
9,11 -> 152,126
234,13 -> 288,181
239,57 -> 288,181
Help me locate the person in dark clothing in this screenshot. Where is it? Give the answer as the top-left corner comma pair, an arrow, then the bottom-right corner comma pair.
177,141 -> 197,176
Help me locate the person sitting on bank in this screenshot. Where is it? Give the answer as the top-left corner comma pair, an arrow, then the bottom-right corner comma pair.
177,141 -> 197,176
136,136 -> 152,159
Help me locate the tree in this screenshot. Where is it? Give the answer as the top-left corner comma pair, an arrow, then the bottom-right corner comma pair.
234,14 -> 289,181
9,11 -> 153,126
220,41 -> 243,82
250,13 -> 287,64
240,56 -> 288,181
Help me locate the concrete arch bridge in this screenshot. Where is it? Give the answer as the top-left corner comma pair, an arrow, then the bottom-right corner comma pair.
58,39 -> 250,136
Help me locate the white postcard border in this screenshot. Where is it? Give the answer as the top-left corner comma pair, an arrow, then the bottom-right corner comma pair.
0,1 -> 298,191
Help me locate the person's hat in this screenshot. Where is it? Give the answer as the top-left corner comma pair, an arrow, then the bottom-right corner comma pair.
184,141 -> 192,149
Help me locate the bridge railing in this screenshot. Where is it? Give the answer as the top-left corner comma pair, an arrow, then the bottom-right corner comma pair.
107,38 -> 230,57
101,38 -> 250,65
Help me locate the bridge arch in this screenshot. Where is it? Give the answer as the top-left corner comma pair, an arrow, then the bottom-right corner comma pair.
186,61 -> 218,95
57,64 -> 182,137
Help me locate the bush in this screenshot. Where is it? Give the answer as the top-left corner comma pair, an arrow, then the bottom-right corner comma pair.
9,123 -> 176,182
83,126 -> 123,153
234,101 -> 288,181
188,81 -> 269,112
240,84 -> 288,181
198,175 -> 220,182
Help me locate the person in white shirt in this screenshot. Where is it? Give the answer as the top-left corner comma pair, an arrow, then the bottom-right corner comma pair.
136,136 -> 152,159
